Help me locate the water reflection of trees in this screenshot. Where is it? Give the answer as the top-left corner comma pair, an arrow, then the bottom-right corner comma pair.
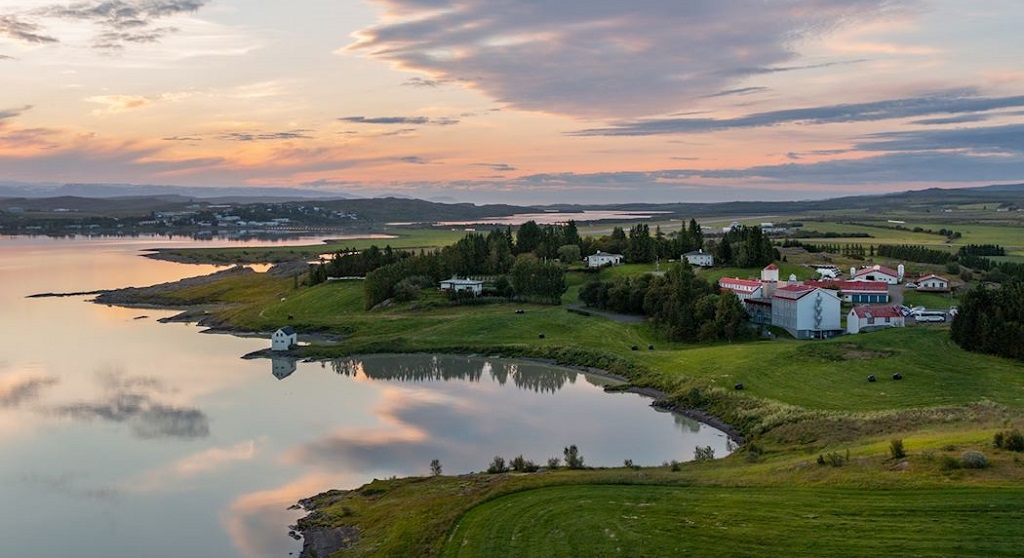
329,355 -> 577,393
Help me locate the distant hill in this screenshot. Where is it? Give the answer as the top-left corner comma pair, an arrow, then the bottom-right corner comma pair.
0,182 -> 355,200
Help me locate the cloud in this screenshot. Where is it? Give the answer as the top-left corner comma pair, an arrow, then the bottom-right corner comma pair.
2,0 -> 208,49
338,115 -> 460,126
130,439 -> 260,492
51,372 -> 209,439
162,135 -> 202,141
0,375 -> 59,408
399,155 -> 430,164
0,104 -> 32,122
702,87 -> 770,99
350,0 -> 906,118
909,114 -> 992,125
1,54 -> 17,60
402,77 -> 450,88
856,123 -> 1024,154
85,95 -> 151,115
571,91 -> 1024,136
474,162 -> 516,172
0,14 -> 58,43
218,130 -> 314,142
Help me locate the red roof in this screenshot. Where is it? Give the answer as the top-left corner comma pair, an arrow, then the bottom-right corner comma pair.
763,264 -> 778,270
850,306 -> 903,319
854,265 -> 899,278
719,277 -> 762,288
804,280 -> 888,293
772,284 -> 816,300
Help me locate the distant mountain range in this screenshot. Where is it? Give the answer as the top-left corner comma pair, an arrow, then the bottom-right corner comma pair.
0,182 -> 356,201
1,181 -> 1021,221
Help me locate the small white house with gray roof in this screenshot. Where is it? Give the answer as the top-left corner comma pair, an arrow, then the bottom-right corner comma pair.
271,326 -> 297,351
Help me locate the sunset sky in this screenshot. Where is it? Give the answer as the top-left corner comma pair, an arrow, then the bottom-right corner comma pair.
1,0 -> 1023,203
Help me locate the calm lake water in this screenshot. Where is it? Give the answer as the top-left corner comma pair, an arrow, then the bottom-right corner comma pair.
0,235 -> 730,557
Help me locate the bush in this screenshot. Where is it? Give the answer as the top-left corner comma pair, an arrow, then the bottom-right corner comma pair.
670,460 -> 682,472
510,455 -> 539,473
486,455 -> 508,474
429,458 -> 442,476
693,445 -> 716,462
563,445 -> 585,469
546,457 -> 561,469
817,451 -> 845,467
961,451 -> 990,469
995,429 -> 1024,452
889,439 -> 906,460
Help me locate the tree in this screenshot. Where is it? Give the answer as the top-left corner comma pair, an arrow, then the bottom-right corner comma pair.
557,244 -> 582,264
430,459 -> 442,476
511,255 -> 567,304
516,220 -> 543,254
563,445 -> 584,469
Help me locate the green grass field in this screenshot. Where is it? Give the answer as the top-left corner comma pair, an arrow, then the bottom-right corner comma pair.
443,485 -> 1024,558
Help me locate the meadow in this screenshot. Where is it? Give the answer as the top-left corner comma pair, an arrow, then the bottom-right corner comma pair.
125,217 -> 1024,557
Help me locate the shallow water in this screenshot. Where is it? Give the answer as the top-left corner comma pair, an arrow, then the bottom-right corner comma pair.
0,235 -> 730,557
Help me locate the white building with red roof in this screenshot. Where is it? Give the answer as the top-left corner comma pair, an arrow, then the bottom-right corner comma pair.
718,277 -> 764,300
916,274 -> 951,293
771,285 -> 842,339
851,264 -> 902,284
847,305 -> 905,334
804,280 -> 890,304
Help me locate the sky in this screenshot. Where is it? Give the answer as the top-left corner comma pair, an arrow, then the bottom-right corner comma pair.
1,0 -> 1023,204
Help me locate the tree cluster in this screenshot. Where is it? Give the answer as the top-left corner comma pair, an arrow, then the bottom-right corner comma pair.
959,244 -> 1006,257
585,219 -> 704,263
950,281 -> 1024,361
579,264 -> 749,342
876,244 -> 953,265
362,226 -> 569,309
308,245 -> 409,285
714,226 -> 777,268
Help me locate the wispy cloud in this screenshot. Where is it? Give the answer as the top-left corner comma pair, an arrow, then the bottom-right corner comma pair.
474,162 -> 516,172
2,1 -> 209,49
338,115 -> 460,126
856,123 -> 1024,154
570,91 -> 1024,136
218,130 -> 314,142
0,375 -> 59,408
349,0 -> 908,118
86,95 -> 150,115
0,105 -> 32,122
702,87 -> 770,99
0,14 -> 58,44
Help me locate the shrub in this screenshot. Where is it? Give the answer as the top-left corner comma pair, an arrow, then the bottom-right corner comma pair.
429,458 -> 442,476
623,459 -> 634,468
1004,430 -> 1024,452
546,457 -> 561,469
670,460 -> 682,472
889,439 -> 906,460
510,455 -> 539,473
993,431 -> 1004,448
961,451 -> 990,469
693,445 -> 716,462
563,445 -> 585,469
486,455 -> 508,474
817,451 -> 845,467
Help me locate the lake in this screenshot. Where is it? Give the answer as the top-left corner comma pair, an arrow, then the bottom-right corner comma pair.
0,235 -> 731,557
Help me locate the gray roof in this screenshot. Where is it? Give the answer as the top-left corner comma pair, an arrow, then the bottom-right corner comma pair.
276,326 -> 296,335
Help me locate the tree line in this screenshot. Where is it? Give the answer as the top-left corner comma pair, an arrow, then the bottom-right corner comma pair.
950,281 -> 1024,361
712,226 -> 777,267
579,264 -> 749,342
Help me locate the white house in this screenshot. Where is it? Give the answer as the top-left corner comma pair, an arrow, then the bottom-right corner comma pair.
851,264 -> 901,284
271,326 -> 297,351
847,305 -> 905,334
718,277 -> 764,301
439,277 -> 484,295
916,274 -> 951,293
761,264 -> 780,283
805,280 -> 890,304
771,285 -> 842,339
586,251 -> 624,268
684,249 -> 714,267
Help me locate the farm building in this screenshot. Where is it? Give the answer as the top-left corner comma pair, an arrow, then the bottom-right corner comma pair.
916,274 -> 951,293
439,277 -> 484,295
771,285 -> 842,339
847,306 -> 905,334
585,251 -> 624,268
684,249 -> 714,267
271,327 -> 297,352
851,264 -> 902,284
719,277 -> 764,300
805,280 -> 890,304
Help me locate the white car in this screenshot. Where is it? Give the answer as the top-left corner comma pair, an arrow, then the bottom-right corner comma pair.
905,282 -> 918,289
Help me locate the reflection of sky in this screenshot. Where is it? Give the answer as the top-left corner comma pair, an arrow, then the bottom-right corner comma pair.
0,236 -> 731,558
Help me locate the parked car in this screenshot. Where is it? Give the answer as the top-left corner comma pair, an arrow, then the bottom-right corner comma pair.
905,282 -> 918,289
